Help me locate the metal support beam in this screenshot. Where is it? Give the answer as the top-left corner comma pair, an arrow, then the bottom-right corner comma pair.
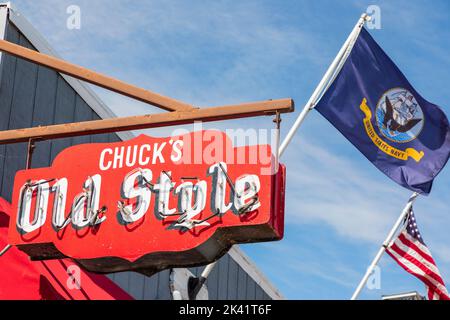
0,98 -> 294,145
0,138 -> 38,258
0,244 -> 11,257
188,262 -> 218,300
0,39 -> 194,112
26,139 -> 36,169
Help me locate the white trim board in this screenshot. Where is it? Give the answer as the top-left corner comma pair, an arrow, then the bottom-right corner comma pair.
0,3 -> 10,85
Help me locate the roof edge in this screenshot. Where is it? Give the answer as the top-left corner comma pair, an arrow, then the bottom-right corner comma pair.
2,3 -> 133,141
228,245 -> 284,300
0,4 -> 9,85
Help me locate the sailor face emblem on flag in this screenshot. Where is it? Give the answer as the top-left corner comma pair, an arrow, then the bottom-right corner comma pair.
376,88 -> 424,144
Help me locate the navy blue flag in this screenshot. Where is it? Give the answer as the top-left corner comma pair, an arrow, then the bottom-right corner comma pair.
315,28 -> 450,194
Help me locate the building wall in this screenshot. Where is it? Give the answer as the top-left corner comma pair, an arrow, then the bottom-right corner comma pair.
189,255 -> 271,300
0,20 -> 273,300
107,254 -> 272,300
0,21 -> 117,202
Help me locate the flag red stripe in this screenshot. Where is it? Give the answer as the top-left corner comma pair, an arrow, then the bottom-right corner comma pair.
389,251 -> 448,300
392,237 -> 442,278
398,232 -> 435,265
386,249 -> 450,300
389,242 -> 445,287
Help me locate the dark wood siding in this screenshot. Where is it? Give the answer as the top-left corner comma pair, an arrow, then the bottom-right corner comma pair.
0,21 -> 277,300
0,22 -> 120,201
237,266 -> 248,299
107,270 -> 172,300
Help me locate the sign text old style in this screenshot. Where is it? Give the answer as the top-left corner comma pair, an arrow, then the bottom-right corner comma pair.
8,131 -> 285,275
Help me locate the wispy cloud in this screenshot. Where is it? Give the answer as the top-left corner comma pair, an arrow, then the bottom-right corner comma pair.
12,0 -> 450,299
16,0 -> 329,107
283,136 -> 409,243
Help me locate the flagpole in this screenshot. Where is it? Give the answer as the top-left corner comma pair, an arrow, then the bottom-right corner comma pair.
190,13 -> 371,300
350,192 -> 420,300
278,13 -> 371,157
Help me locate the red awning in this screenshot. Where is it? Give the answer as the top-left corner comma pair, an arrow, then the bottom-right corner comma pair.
0,198 -> 133,300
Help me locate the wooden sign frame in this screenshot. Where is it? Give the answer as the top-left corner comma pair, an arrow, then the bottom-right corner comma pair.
0,38 -> 294,272
0,39 -> 294,144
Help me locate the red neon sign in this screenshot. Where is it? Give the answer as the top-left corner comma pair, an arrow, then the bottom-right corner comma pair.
8,131 -> 285,275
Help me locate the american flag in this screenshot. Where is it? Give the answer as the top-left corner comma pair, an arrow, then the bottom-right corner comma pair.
386,208 -> 450,300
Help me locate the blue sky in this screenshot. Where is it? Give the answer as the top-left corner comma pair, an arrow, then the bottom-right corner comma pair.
12,0 -> 450,299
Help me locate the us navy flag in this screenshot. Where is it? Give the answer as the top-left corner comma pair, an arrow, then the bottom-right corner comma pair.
316,28 -> 450,194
